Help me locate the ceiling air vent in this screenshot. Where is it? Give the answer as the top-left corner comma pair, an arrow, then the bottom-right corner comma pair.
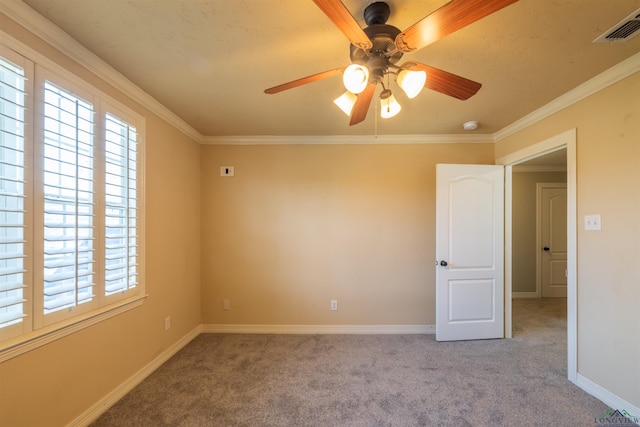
594,8 -> 640,42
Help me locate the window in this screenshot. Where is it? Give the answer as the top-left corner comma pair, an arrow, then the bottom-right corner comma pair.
42,81 -> 96,315
104,113 -> 138,296
0,47 -> 32,342
0,44 -> 144,350
0,56 -> 26,320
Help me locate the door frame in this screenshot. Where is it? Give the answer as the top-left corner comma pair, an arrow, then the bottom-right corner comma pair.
537,182 -> 568,298
496,128 -> 577,383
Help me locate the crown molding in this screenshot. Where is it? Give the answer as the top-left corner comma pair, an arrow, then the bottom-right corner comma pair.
201,134 -> 494,145
0,0 -> 203,144
494,51 -> 640,142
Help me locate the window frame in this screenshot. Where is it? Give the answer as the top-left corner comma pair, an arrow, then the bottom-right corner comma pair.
0,43 -> 146,362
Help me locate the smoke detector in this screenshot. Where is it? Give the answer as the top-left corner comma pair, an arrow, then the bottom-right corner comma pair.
463,121 -> 479,131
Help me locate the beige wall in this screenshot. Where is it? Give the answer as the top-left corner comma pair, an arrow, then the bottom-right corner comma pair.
201,143 -> 494,326
0,15 -> 202,426
497,72 -> 640,407
512,171 -> 567,293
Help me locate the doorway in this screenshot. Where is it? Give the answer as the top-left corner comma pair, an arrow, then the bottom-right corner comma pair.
510,158 -> 567,298
498,128 -> 577,383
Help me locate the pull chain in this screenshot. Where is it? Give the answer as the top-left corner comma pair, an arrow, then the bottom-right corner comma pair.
386,73 -> 391,115
374,88 -> 378,138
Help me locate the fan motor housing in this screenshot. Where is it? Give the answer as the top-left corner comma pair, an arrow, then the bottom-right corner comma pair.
348,2 -> 404,84
349,24 -> 403,71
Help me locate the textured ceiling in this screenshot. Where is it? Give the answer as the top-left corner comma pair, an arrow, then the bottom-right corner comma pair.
19,0 -> 640,137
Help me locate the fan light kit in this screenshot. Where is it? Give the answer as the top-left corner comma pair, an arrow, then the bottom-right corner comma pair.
336,67 -> 423,119
265,0 -> 519,126
379,88 -> 401,118
333,91 -> 358,116
343,64 -> 370,94
396,69 -> 427,99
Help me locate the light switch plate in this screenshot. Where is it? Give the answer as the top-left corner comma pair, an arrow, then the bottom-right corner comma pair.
220,166 -> 234,177
584,214 -> 601,231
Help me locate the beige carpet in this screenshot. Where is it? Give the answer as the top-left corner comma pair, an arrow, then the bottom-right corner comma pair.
92,298 -> 612,426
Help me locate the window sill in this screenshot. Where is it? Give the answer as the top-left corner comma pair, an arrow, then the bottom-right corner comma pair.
0,294 -> 148,363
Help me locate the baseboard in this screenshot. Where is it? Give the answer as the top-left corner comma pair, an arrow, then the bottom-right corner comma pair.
67,325 -> 203,427
512,292 -> 540,299
576,373 -> 640,417
201,324 -> 435,334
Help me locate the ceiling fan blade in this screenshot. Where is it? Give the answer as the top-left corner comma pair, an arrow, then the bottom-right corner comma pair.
349,83 -> 376,126
401,62 -> 482,100
264,68 -> 345,94
395,0 -> 518,52
312,0 -> 372,50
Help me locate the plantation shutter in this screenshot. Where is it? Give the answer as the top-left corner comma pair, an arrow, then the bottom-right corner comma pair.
0,56 -> 27,328
104,113 -> 138,295
0,49 -> 145,349
41,81 -> 95,314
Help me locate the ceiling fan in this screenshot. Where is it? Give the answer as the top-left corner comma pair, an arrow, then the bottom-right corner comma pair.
264,0 -> 518,125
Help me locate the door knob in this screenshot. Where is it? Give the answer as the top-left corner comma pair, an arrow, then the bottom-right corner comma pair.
440,260 -> 448,267
543,247 -> 550,251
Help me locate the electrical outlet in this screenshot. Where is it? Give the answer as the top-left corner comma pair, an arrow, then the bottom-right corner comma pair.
164,316 -> 171,331
330,300 -> 338,311
223,299 -> 231,311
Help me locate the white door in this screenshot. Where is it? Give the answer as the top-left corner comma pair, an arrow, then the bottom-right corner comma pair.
436,164 -> 504,341
539,184 -> 567,298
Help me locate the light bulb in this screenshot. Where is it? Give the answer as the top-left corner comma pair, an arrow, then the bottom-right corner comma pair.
333,91 -> 358,116
397,69 -> 427,99
343,64 -> 369,94
380,89 -> 401,119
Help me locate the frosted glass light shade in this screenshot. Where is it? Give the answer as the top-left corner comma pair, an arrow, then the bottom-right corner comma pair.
343,64 -> 369,94
380,91 -> 401,119
333,91 -> 358,116
397,69 -> 427,99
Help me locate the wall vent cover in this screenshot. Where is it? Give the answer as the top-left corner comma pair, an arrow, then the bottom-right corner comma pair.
594,8 -> 640,42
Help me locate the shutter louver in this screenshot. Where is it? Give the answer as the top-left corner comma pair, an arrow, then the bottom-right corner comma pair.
104,113 -> 137,295
42,82 -> 95,313
0,58 -> 27,327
